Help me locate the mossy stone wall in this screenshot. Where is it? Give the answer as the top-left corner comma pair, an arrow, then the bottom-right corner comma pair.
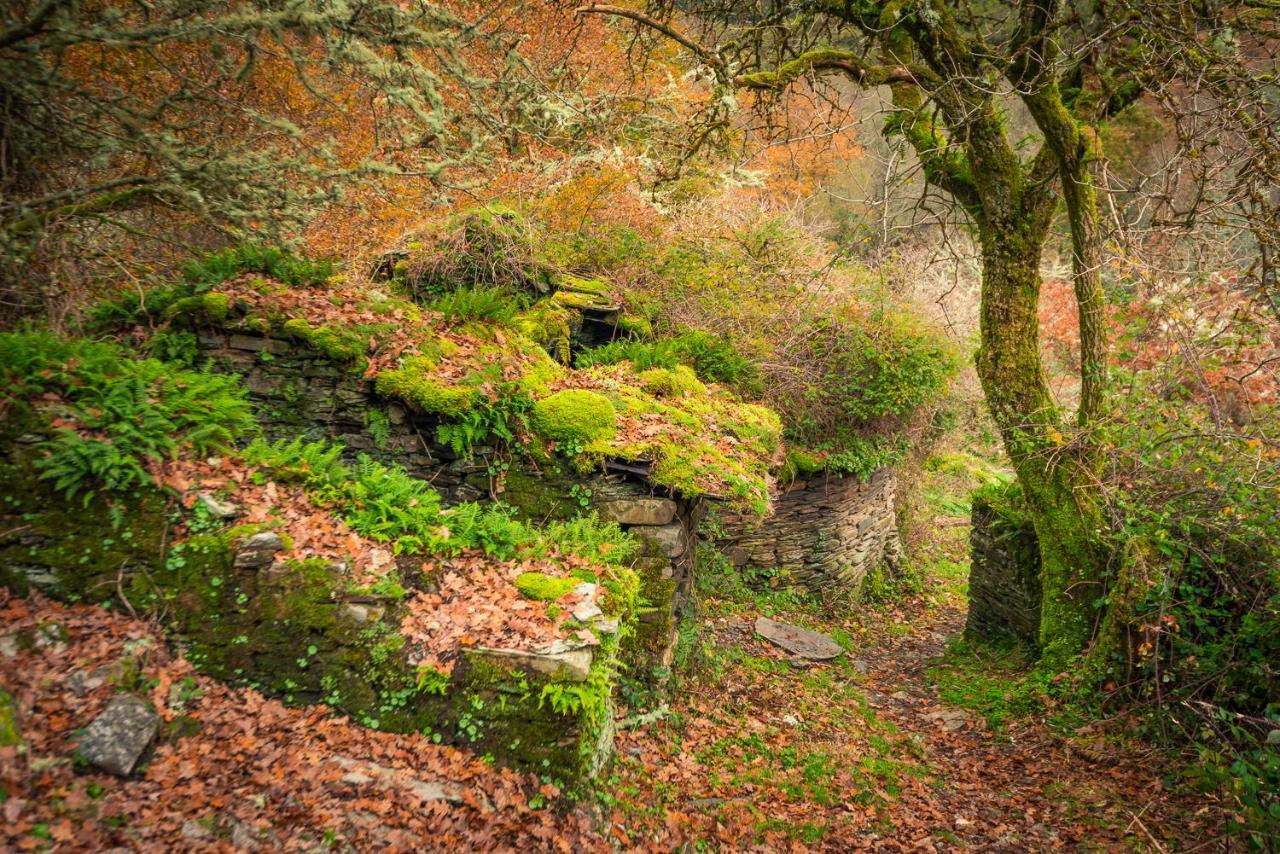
965,490 -> 1042,647
194,325 -> 698,681
716,468 -> 901,605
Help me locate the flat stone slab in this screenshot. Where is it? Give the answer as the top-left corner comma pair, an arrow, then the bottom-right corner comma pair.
78,695 -> 160,776
754,617 -> 843,661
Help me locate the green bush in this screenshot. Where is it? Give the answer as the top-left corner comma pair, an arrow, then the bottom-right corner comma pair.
530,390 -> 617,444
0,331 -> 255,501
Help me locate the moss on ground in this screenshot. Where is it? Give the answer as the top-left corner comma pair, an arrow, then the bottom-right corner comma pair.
375,356 -> 478,417
514,572 -> 578,602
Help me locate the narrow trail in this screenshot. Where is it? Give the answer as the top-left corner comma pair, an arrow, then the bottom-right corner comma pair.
607,506 -> 1237,850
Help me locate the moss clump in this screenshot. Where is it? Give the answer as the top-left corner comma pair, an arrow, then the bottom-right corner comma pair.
780,447 -> 825,482
639,365 -> 705,398
514,302 -> 579,363
375,356 -> 477,418
531,390 -> 617,444
0,688 -> 22,747
616,313 -> 653,339
555,274 -> 610,296
514,571 -> 578,602
281,318 -> 366,363
165,291 -> 231,323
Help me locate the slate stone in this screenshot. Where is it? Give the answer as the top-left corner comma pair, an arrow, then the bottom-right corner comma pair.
78,695 -> 161,776
233,532 -> 285,569
638,522 -> 687,558
754,616 -> 843,661
599,497 -> 677,526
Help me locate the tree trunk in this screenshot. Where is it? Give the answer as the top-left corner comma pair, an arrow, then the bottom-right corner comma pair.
974,227 -> 1108,667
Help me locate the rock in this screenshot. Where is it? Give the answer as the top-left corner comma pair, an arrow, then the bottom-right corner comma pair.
598,497 -> 677,526
339,603 -> 385,625
230,819 -> 259,851
925,709 -> 969,731
782,714 -> 801,727
233,532 -> 285,569
78,695 -> 161,776
181,820 -> 213,841
572,600 -> 603,622
472,644 -> 594,682
850,659 -> 870,674
754,617 -> 843,661
66,667 -> 108,697
890,691 -> 912,701
638,522 -> 687,558
197,492 -> 241,520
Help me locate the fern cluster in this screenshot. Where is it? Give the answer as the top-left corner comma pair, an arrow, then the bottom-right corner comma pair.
1,332 -> 256,501
435,391 -> 533,458
243,437 -> 635,564
431,286 -> 526,324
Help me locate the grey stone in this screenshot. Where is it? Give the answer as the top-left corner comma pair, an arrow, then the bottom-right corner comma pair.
639,522 -> 687,558
198,492 -> 241,520
229,334 -> 289,354
233,532 -> 285,569
181,820 -> 212,840
572,600 -> 603,622
78,695 -> 161,776
339,603 -> 384,625
66,668 -> 108,697
599,497 -> 677,526
850,659 -> 869,674
925,709 -> 969,731
755,617 -> 843,661
471,644 -> 594,682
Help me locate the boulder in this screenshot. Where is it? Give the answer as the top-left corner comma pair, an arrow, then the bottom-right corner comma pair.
638,522 -> 687,558
599,497 -> 677,527
78,695 -> 161,776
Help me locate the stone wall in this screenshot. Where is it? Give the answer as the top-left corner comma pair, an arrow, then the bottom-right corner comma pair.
965,490 -> 1042,647
194,325 -> 698,676
716,469 -> 902,604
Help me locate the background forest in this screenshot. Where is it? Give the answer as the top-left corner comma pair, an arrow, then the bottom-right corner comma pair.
1,0 -> 1278,848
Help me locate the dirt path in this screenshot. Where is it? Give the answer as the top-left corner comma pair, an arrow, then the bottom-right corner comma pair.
606,492 -> 1238,850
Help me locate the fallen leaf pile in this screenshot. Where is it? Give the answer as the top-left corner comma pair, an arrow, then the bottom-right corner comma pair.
155,456 -> 400,587
0,592 -> 607,852
401,556 -> 598,675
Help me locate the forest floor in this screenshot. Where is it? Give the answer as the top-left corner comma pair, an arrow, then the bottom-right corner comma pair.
0,452 -> 1243,851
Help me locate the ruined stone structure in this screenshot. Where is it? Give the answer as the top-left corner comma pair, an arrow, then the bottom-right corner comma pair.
194,326 -> 698,677
964,490 -> 1042,647
716,469 -> 902,604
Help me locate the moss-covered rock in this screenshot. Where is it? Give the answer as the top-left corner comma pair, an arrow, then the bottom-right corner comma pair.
375,356 -> 477,418
281,318 -> 367,364
514,571 -> 577,602
165,291 -> 232,324
531,390 -> 617,444
639,365 -> 705,398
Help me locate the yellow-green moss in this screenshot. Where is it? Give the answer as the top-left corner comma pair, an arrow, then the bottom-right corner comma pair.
555,274 -> 610,296
531,389 -> 617,444
281,318 -> 366,363
616,313 -> 653,339
375,356 -> 477,418
0,688 -> 21,747
514,302 -> 579,363
639,365 -> 705,397
514,571 -> 578,602
165,291 -> 231,323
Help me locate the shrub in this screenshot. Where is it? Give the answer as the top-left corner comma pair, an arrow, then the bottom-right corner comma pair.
0,331 -> 255,501
530,390 -> 617,444
397,205 -> 553,301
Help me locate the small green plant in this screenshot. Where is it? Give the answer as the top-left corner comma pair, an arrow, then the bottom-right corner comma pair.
432,286 -> 525,324
1,332 -> 255,502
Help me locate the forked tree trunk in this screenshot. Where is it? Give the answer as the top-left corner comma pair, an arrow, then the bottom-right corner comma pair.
974,226 -> 1109,666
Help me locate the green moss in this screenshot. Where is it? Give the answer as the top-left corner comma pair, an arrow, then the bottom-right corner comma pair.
784,448 -> 825,480
280,318 -> 366,363
639,365 -> 705,397
514,571 -> 578,602
165,291 -> 231,323
0,688 -> 22,747
555,274 -> 610,296
514,302 -> 579,363
530,389 -> 617,444
375,357 -> 477,418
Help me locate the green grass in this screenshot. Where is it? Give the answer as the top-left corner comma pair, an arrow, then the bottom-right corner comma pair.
926,637 -> 1055,737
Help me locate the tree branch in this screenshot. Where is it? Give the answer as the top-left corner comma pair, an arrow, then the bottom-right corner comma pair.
0,0 -> 72,51
734,47 -> 919,90
574,4 -> 722,71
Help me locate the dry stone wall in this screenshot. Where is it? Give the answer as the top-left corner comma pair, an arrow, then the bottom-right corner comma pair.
716,469 -> 902,604
194,325 -> 697,677
964,492 -> 1042,647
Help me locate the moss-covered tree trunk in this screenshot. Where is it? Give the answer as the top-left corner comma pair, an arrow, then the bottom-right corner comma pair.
973,220 -> 1108,667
